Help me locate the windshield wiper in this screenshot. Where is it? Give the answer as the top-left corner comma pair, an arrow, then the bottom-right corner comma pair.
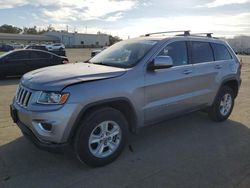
91,62 -> 114,67
91,62 -> 127,68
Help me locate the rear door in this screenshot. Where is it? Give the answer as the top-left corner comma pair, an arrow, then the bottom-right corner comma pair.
189,40 -> 221,106
210,42 -> 234,71
28,51 -> 52,71
144,40 -> 196,124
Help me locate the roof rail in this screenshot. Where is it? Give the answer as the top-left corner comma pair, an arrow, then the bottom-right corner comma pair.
190,33 -> 213,38
144,30 -> 190,37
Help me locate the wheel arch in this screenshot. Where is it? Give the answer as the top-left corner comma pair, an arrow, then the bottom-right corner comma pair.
68,97 -> 138,143
221,78 -> 239,98
211,78 -> 239,106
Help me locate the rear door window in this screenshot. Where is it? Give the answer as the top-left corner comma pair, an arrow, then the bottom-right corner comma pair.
191,41 -> 214,64
211,43 -> 232,61
30,51 -> 51,59
158,41 -> 188,66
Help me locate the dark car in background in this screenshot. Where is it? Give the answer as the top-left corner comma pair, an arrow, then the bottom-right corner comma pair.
25,45 -> 48,51
0,44 -> 14,52
0,49 -> 69,79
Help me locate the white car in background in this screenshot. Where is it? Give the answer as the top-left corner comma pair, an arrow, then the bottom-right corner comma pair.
12,43 -> 25,49
46,43 -> 65,51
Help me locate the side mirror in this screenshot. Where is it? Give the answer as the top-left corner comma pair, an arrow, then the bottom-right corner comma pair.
148,56 -> 173,71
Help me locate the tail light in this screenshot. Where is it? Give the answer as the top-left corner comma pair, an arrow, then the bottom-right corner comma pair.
63,59 -> 69,64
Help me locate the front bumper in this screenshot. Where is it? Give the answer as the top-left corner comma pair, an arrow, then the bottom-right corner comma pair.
10,104 -> 69,152
17,118 -> 69,152
10,100 -> 81,144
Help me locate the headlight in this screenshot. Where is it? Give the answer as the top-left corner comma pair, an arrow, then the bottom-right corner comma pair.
37,92 -> 69,104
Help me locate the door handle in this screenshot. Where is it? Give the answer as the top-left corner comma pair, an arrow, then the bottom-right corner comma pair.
182,69 -> 193,75
215,64 -> 222,69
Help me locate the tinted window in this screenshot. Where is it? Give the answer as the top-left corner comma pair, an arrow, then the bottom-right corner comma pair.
30,51 -> 51,59
32,46 -> 47,50
191,42 -> 214,64
211,43 -> 232,61
158,41 -> 188,66
8,51 -> 29,60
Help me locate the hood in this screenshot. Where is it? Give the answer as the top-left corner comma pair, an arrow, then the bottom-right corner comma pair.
21,63 -> 126,91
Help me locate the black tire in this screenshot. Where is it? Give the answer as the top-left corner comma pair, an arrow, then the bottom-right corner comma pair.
208,86 -> 235,122
74,107 -> 128,167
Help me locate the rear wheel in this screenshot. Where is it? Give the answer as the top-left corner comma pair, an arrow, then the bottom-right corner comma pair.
208,86 -> 234,122
74,107 -> 128,167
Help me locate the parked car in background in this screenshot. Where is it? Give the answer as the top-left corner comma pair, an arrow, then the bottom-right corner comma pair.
10,31 -> 241,167
50,50 -> 66,57
0,44 -> 14,52
46,43 -> 65,51
46,43 -> 66,56
91,46 -> 108,57
25,45 -> 48,51
235,48 -> 250,55
12,43 -> 24,49
0,49 -> 68,79
26,44 -> 66,56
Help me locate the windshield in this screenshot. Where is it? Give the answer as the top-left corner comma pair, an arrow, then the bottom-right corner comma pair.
89,39 -> 157,68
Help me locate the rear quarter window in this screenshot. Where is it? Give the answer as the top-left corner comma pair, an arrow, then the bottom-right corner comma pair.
30,51 -> 51,59
211,43 -> 232,61
191,41 -> 214,64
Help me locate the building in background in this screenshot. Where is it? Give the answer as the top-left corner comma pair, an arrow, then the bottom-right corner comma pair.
0,33 -> 59,45
43,31 -> 109,48
0,31 -> 110,48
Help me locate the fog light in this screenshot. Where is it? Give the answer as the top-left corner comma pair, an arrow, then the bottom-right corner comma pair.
38,122 -> 52,132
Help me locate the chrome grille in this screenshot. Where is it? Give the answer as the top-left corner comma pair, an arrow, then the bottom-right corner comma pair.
16,86 -> 32,107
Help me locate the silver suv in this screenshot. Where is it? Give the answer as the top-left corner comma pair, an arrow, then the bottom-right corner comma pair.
10,31 -> 242,167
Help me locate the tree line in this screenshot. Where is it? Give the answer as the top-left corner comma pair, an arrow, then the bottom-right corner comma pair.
0,24 -> 122,45
0,24 -> 55,34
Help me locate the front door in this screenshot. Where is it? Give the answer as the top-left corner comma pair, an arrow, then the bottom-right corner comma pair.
144,41 -> 195,124
2,51 -> 29,76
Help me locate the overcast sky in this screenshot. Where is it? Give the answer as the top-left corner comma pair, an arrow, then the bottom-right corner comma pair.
0,0 -> 250,39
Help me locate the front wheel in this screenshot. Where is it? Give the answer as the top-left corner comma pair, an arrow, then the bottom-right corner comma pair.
208,86 -> 235,122
74,107 -> 128,167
